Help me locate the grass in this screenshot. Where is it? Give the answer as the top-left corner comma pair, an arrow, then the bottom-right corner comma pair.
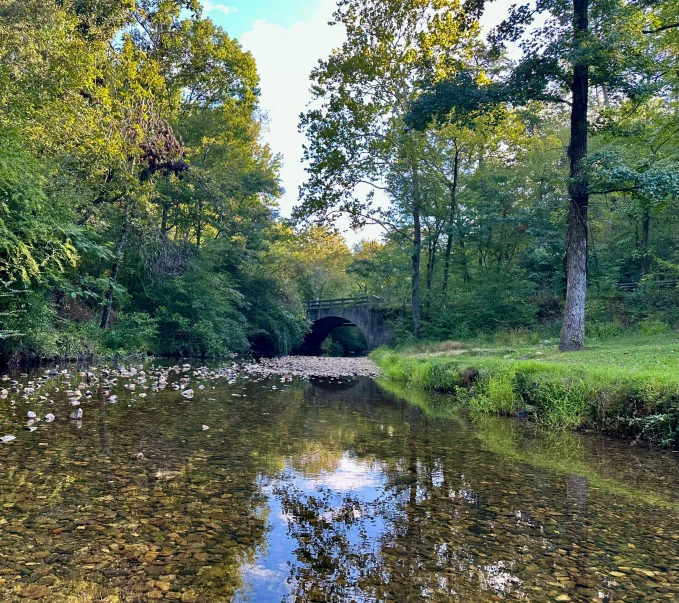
372,332 -> 679,446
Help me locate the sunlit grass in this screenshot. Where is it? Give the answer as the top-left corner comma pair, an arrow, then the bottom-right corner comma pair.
373,332 -> 679,445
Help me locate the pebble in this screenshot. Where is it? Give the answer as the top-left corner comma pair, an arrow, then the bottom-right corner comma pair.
242,356 -> 380,378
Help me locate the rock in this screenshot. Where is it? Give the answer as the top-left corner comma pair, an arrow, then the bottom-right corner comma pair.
202,425 -> 209,431
44,413 -> 55,422
19,584 -> 52,599
155,470 -> 178,481
70,408 -> 83,420
27,411 -> 37,419
1,435 -> 16,443
181,389 -> 194,399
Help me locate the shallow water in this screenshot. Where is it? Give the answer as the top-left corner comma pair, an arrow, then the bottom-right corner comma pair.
0,367 -> 678,602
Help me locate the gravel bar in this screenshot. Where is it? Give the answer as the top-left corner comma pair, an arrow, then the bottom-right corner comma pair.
242,356 -> 380,379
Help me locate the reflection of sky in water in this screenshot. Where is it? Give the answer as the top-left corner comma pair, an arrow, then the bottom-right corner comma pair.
235,452 -> 388,603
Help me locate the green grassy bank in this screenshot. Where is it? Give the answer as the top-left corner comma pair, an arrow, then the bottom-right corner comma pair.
372,333 -> 679,446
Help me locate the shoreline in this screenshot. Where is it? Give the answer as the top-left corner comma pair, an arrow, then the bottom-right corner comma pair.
372,333 -> 679,447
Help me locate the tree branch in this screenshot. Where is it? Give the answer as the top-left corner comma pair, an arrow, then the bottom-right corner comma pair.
643,22 -> 679,34
589,186 -> 640,196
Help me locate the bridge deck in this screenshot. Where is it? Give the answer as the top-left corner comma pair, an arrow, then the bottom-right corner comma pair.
306,296 -> 381,312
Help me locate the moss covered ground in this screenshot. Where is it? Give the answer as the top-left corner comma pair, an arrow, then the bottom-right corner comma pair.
373,333 -> 679,446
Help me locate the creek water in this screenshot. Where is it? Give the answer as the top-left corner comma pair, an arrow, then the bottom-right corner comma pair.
0,366 -> 678,602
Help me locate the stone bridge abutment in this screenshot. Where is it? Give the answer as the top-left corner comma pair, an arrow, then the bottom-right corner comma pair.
299,296 -> 392,354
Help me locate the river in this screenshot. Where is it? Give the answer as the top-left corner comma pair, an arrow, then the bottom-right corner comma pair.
0,363 -> 677,602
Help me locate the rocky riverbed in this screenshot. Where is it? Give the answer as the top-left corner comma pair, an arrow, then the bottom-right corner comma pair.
241,355 -> 380,379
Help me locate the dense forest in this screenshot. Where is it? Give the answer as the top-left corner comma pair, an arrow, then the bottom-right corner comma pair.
0,0 -> 313,361
1,0 -> 678,363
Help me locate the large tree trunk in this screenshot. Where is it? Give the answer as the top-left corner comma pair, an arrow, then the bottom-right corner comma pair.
559,0 -> 590,352
442,148 -> 460,303
161,204 -> 169,232
100,214 -> 129,330
411,161 -> 422,339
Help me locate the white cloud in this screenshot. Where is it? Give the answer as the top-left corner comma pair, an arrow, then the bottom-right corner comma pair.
240,1 -> 384,244
239,1 -> 523,246
202,1 -> 238,16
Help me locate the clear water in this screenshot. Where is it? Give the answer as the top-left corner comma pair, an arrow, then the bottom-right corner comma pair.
0,367 -> 678,602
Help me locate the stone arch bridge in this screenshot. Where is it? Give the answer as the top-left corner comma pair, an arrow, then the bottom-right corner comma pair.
299,296 -> 392,354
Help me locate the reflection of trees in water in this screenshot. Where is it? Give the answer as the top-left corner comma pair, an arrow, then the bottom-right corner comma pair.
2,371 -> 679,601
271,381 -> 679,602
273,409 -> 529,601
275,482 -> 384,602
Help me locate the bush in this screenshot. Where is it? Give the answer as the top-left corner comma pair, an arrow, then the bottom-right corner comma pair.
102,313 -> 158,355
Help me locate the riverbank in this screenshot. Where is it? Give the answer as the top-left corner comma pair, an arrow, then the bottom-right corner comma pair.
372,333 -> 679,446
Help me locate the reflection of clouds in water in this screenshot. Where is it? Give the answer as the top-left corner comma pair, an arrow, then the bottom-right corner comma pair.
302,453 -> 385,493
241,564 -> 282,581
236,563 -> 289,602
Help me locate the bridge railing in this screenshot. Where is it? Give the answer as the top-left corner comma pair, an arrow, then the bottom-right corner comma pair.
306,296 -> 381,312
615,280 -> 678,291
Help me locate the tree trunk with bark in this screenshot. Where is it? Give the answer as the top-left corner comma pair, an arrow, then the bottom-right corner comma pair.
425,226 -> 440,312
196,199 -> 203,249
100,213 -> 129,330
559,0 -> 590,352
442,148 -> 460,303
411,160 -> 422,339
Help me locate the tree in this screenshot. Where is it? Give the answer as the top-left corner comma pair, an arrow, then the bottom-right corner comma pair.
295,0 -> 481,338
407,0 -> 667,350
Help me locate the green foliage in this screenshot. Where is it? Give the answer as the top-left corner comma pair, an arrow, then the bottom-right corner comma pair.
2,0 -> 679,364
0,1 -> 309,362
322,326 -> 368,357
102,313 -> 158,354
373,333 -> 679,445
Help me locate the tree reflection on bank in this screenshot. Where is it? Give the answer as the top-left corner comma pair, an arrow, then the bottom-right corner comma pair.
0,370 -> 678,602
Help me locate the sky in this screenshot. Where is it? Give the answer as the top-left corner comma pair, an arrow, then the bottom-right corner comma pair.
200,0 -> 516,244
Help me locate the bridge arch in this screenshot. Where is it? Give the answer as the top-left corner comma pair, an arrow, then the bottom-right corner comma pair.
298,297 -> 392,355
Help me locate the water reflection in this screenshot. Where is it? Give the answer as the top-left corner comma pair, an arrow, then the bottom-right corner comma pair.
0,369 -> 677,602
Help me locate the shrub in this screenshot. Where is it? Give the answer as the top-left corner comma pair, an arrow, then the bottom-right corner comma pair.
102,313 -> 158,355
